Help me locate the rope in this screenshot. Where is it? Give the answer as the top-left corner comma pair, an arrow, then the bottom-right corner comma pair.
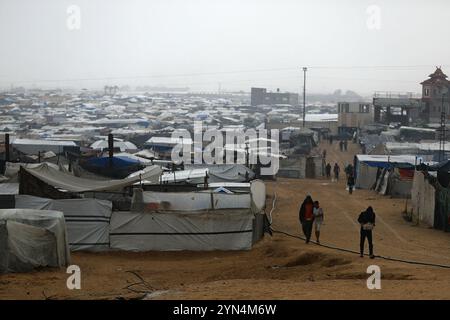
268,181 -> 450,269
270,228 -> 450,269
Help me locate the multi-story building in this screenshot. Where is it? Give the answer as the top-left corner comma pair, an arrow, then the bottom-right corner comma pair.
421,67 -> 450,122
337,102 -> 374,135
250,87 -> 299,106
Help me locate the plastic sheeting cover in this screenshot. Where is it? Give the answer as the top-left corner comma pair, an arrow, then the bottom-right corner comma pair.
0,209 -> 70,273
15,195 -> 112,251
109,211 -> 254,251
23,163 -> 162,192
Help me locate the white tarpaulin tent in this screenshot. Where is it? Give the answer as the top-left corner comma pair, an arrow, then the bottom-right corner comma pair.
14,195 -> 112,251
0,209 -> 70,273
110,180 -> 266,251
22,163 -> 162,192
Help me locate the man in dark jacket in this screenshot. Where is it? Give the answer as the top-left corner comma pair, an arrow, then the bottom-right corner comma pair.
299,195 -> 315,244
358,206 -> 376,258
325,163 -> 331,178
347,174 -> 355,194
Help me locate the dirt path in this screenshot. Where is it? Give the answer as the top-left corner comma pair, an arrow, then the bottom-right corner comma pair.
1,140 -> 450,300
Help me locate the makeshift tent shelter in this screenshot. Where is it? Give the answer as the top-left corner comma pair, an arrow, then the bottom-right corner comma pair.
355,155 -> 417,190
373,167 -> 414,198
14,195 -> 112,251
0,209 -> 70,273
278,155 -> 324,179
19,163 -> 161,196
81,156 -> 143,179
110,180 -> 267,251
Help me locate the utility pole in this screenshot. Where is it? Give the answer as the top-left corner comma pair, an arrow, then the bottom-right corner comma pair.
302,67 -> 307,127
439,92 -> 447,162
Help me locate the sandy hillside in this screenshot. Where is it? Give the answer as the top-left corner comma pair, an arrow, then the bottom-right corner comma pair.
1,140 -> 450,300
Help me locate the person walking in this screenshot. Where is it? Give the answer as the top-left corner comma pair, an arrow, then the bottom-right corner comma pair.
339,140 -> 343,152
344,139 -> 348,151
333,163 -> 340,181
347,173 -> 355,194
325,163 -> 331,178
358,206 -> 376,259
313,201 -> 324,244
299,195 -> 315,244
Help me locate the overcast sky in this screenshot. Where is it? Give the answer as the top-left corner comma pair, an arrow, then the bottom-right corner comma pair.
1,0 -> 450,94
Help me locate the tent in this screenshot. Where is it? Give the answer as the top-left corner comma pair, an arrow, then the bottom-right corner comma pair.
184,164 -> 255,183
110,180 -> 267,251
19,163 -> 162,193
0,209 -> 70,273
355,155 -> 418,190
85,156 -> 140,168
14,195 -> 112,251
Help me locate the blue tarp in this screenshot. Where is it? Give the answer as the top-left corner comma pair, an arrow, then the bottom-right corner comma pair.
86,156 -> 140,168
363,161 -> 414,169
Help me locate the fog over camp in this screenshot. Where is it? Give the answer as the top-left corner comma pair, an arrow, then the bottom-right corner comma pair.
1,0 -> 450,306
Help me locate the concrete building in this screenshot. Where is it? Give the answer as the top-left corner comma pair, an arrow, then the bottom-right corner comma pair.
421,67 -> 450,123
337,102 -> 374,135
251,87 -> 299,106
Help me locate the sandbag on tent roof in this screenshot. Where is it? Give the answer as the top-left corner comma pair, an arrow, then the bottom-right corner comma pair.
21,163 -> 162,193
0,209 -> 70,273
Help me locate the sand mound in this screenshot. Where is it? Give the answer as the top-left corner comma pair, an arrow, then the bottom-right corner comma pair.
320,257 -> 352,267
283,251 -> 352,268
284,252 -> 324,267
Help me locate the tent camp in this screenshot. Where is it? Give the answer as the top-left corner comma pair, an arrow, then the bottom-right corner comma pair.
0,209 -> 70,273
14,195 -> 112,251
110,180 -> 267,251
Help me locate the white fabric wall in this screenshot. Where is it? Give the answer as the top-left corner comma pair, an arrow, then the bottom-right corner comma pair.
15,195 -> 112,251
411,171 -> 435,227
140,191 -> 252,212
110,211 -> 254,251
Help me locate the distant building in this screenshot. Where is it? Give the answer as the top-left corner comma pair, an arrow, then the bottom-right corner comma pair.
250,87 -> 298,106
421,67 -> 450,122
373,67 -> 450,125
337,102 -> 373,135
373,92 -> 422,125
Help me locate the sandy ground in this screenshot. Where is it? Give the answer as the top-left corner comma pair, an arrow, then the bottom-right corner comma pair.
1,140 -> 450,300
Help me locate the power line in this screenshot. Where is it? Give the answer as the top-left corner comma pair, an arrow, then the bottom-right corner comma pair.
1,64 -> 449,84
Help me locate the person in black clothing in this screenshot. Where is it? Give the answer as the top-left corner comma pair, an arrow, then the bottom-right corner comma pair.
344,139 -> 348,151
358,206 -> 376,258
325,163 -> 331,178
299,195 -> 315,243
347,174 -> 355,194
333,163 -> 340,181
